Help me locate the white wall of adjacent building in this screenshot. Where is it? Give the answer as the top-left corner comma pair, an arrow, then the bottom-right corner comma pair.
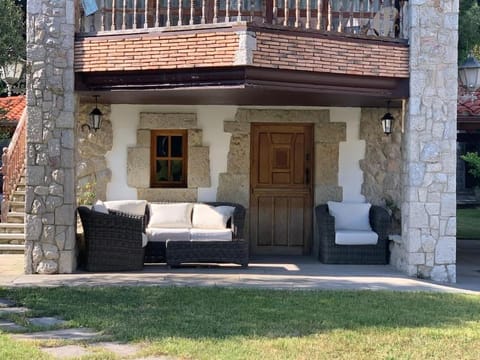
106,105 -> 366,203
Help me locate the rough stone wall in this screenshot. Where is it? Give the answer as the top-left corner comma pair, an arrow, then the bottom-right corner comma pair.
218,109 -> 346,247
76,102 -> 112,202
397,0 -> 458,282
360,108 -> 402,233
25,0 -> 77,274
127,113 -> 210,202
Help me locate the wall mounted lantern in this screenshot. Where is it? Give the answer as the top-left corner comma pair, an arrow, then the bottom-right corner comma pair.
82,95 -> 103,132
0,59 -> 24,97
459,53 -> 480,95
381,101 -> 394,135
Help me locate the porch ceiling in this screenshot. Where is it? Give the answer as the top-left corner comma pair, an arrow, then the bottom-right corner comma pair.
75,66 -> 408,108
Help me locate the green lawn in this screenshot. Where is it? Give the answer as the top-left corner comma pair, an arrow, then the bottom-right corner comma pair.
1,287 -> 480,359
457,207 -> 480,239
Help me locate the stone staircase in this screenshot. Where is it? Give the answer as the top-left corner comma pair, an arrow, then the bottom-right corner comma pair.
0,176 -> 25,254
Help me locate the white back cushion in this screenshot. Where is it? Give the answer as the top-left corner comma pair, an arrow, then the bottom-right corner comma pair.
327,201 -> 372,231
148,203 -> 193,228
103,200 -> 147,216
192,204 -> 235,229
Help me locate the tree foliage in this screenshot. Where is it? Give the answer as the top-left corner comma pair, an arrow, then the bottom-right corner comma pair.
0,0 -> 25,67
459,0 -> 480,62
461,152 -> 480,183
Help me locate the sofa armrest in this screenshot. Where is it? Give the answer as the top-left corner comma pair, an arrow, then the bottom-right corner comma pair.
315,204 -> 335,246
369,205 -> 390,240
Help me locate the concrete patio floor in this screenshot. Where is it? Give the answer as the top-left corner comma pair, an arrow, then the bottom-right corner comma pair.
0,240 -> 478,293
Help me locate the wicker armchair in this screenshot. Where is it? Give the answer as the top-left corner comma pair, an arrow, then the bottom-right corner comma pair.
77,206 -> 146,271
315,204 -> 390,264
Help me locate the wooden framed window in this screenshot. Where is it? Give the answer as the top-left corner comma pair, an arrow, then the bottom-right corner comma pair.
150,130 -> 188,188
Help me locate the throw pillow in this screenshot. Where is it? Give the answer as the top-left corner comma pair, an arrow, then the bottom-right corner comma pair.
192,204 -> 235,229
148,203 -> 193,228
103,200 -> 147,216
327,201 -> 372,231
92,200 -> 109,214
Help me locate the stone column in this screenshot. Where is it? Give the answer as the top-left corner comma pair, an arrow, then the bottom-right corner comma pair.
396,0 -> 458,282
26,0 -> 76,274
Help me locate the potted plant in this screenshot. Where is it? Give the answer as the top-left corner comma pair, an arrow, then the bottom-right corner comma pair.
461,152 -> 480,200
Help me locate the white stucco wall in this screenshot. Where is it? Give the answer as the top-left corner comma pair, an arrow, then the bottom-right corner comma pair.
105,106 -> 366,202
106,105 -> 234,201
330,107 -> 366,202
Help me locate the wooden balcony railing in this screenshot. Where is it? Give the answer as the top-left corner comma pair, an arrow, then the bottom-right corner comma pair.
78,0 -> 408,39
1,110 -> 26,222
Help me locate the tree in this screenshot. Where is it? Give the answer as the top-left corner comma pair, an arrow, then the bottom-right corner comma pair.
0,0 -> 25,65
0,0 -> 25,96
459,0 -> 480,62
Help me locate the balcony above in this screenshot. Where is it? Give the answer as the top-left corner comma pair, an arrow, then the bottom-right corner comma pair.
77,0 -> 409,40
74,0 -> 409,107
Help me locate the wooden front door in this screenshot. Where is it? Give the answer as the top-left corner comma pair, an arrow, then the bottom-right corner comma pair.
250,123 -> 314,255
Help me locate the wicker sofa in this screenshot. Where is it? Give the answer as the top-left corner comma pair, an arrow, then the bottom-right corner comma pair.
78,200 -> 247,270
144,202 -> 247,266
315,202 -> 390,264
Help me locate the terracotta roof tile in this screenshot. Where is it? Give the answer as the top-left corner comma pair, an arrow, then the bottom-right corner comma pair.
457,89 -> 480,116
0,95 -> 26,123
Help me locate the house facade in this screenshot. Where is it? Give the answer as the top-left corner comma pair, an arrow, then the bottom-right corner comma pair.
25,0 -> 457,281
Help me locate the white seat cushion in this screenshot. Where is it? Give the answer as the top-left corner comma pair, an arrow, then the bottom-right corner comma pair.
146,228 -> 191,242
335,230 -> 378,245
103,200 -> 147,216
190,228 -> 233,241
192,204 -> 235,229
148,203 -> 193,228
327,201 -> 372,231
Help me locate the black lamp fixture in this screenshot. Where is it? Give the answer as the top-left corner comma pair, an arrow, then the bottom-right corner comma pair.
459,52 -> 480,95
82,95 -> 103,132
381,101 -> 394,135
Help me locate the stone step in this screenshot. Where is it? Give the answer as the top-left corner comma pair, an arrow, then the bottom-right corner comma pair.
0,244 -> 24,254
9,201 -> 25,212
0,233 -> 25,241
6,212 -> 25,223
11,191 -> 26,202
15,184 -> 26,192
0,223 -> 25,233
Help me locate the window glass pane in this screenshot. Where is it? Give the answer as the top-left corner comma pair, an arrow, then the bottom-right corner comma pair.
156,160 -> 168,181
171,160 -> 183,181
156,136 -> 168,157
171,136 -> 183,157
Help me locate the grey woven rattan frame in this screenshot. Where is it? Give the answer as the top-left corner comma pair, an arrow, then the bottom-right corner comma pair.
78,206 -> 145,272
166,240 -> 249,267
315,204 -> 390,264
144,201 -> 246,263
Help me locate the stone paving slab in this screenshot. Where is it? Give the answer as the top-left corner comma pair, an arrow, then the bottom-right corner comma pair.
0,306 -> 29,315
0,319 -> 27,332
28,317 -> 68,328
12,328 -> 102,341
41,345 -> 91,359
92,342 -> 141,356
0,298 -> 16,308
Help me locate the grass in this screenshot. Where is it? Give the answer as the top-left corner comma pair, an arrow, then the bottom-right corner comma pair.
1,287 -> 480,359
457,207 -> 480,239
